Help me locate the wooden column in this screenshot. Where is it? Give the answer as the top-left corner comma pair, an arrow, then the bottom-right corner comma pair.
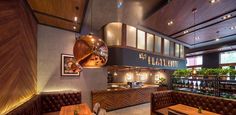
161,37 -> 164,55
121,24 -> 127,46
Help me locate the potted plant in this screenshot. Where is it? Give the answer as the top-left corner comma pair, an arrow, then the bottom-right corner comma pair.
158,77 -> 167,87
173,69 -> 190,78
229,69 -> 236,80
173,70 -> 181,78
219,68 -> 229,80
196,68 -> 207,79
182,69 -> 191,78
205,68 -> 219,79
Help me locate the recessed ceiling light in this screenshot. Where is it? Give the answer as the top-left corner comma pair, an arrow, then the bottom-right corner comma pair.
183,30 -> 189,34
168,21 -> 173,26
195,36 -> 200,40
222,14 -> 232,20
117,2 -> 123,8
209,0 -> 219,4
74,16 -> 78,22
114,72 -> 118,76
73,26 -> 76,30
230,26 -> 236,30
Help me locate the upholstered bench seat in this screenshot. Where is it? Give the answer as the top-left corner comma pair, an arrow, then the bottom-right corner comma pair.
151,90 -> 236,115
7,92 -> 81,115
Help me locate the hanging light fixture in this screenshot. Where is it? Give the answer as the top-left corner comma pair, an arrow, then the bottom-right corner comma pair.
73,0 -> 108,68
192,8 -> 197,75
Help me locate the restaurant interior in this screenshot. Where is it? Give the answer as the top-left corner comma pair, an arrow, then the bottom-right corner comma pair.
1,0 -> 236,115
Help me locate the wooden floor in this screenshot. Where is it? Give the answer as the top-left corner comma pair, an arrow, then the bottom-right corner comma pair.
108,103 -> 150,115
43,103 -> 150,115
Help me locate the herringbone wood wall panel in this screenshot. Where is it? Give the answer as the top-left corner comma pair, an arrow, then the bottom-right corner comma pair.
0,0 -> 37,114
92,87 -> 167,111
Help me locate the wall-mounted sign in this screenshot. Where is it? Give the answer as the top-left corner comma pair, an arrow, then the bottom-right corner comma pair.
138,53 -> 179,68
107,47 -> 186,69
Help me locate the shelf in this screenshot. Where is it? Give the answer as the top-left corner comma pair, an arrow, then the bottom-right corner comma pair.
219,80 -> 236,83
219,88 -> 236,92
173,78 -> 236,82
173,78 -> 216,81
172,77 -> 236,99
175,88 -> 215,96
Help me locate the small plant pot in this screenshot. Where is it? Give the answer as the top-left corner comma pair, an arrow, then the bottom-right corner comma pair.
220,76 -> 227,80
196,76 -> 203,79
205,75 -> 216,79
230,76 -> 236,80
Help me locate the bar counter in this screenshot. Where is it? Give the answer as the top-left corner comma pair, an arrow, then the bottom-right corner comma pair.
91,84 -> 167,111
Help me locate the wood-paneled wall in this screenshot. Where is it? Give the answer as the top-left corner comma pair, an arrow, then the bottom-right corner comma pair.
0,0 -> 37,114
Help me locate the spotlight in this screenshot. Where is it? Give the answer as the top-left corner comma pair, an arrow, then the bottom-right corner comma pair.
167,21 -> 173,26
184,30 -> 189,34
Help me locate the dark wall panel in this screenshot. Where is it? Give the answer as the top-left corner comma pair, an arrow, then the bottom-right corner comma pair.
203,52 -> 219,68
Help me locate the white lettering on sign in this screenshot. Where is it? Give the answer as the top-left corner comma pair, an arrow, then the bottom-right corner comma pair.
138,53 -> 179,67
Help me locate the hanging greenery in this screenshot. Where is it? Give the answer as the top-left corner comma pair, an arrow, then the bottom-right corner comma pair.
173,68 -> 236,78
173,69 -> 191,77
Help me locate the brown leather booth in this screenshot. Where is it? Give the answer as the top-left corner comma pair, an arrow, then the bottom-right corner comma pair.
151,90 -> 236,115
7,95 -> 42,115
7,92 -> 81,115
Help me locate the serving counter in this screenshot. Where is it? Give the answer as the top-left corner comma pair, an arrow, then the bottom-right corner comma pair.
91,85 -> 167,111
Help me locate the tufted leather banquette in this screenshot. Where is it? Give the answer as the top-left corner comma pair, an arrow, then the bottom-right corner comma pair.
151,90 -> 236,115
7,92 -> 81,115
7,95 -> 42,115
41,92 -> 81,113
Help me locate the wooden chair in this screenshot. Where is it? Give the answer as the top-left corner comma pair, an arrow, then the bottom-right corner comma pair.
98,108 -> 107,115
93,103 -> 101,114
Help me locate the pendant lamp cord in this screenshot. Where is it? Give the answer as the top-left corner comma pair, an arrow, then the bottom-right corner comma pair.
192,8 -> 197,48
192,8 -> 197,74
90,0 -> 93,33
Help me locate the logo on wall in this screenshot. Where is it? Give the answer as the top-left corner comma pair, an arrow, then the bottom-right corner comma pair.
139,53 -> 179,68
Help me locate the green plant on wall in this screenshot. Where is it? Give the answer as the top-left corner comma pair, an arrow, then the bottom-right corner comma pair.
173,70 -> 181,77
219,68 -> 230,76
158,77 -> 166,86
229,69 -> 236,76
173,68 -> 234,78
173,69 -> 191,77
197,68 -> 207,76
205,68 -> 219,76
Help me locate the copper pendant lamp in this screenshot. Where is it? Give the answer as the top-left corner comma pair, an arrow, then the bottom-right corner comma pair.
73,34 -> 108,67
73,0 -> 108,68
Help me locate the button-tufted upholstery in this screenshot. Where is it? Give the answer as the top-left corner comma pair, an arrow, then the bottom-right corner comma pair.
7,95 -> 42,115
8,92 -> 81,114
151,90 -> 236,115
41,92 -> 81,113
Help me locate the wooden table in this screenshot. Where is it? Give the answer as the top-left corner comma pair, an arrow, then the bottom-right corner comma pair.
59,103 -> 92,115
168,104 -> 220,115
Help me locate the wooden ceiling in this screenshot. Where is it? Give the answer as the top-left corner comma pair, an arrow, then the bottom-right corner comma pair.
142,0 -> 236,47
27,0 -> 88,32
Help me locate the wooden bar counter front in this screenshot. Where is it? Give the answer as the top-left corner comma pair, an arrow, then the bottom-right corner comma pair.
92,86 -> 167,111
